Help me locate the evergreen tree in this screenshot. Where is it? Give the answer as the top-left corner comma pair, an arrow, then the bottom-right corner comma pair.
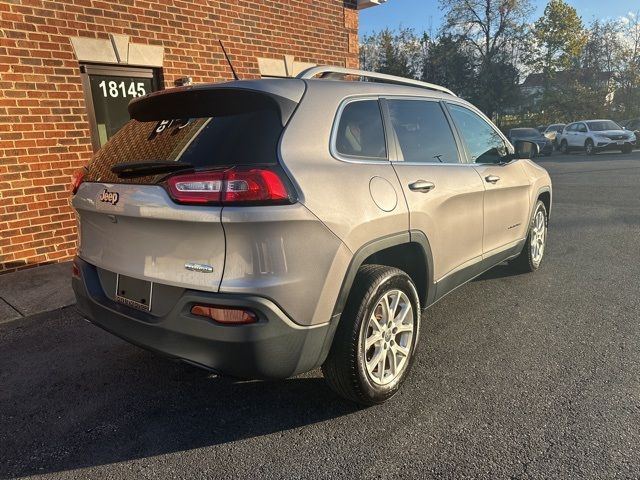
421,35 -> 474,98
526,0 -> 586,75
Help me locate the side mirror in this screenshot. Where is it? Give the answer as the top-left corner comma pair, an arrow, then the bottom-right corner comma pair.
514,140 -> 539,159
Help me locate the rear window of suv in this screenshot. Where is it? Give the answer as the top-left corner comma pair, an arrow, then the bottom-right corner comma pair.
84,107 -> 283,184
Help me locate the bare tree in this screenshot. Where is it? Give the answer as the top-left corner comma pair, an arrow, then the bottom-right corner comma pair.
440,0 -> 533,64
440,0 -> 532,117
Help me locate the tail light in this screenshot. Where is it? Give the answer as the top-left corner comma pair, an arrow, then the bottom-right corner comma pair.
166,167 -> 294,206
71,169 -> 86,195
191,305 -> 258,325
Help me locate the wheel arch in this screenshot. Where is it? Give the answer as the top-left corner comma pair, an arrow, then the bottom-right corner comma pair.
331,231 -> 434,320
537,188 -> 551,221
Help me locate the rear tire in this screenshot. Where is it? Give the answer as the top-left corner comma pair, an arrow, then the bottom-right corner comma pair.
510,201 -> 548,273
560,140 -> 569,154
322,265 -> 420,406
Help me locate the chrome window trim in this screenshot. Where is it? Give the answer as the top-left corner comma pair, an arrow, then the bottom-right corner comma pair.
329,96 -> 390,165
390,161 -> 477,167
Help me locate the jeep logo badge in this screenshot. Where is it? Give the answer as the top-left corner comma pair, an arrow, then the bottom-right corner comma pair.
98,189 -> 119,205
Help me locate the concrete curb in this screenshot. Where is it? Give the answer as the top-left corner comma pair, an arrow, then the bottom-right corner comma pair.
0,262 -> 75,323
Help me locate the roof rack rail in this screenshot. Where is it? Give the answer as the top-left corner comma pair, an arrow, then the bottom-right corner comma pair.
296,66 -> 456,97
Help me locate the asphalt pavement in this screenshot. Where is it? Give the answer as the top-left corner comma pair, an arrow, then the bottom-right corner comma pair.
1,150 -> 640,479
0,263 -> 75,323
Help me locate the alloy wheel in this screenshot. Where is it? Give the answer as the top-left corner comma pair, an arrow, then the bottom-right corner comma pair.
362,289 -> 414,386
531,209 -> 546,265
585,141 -> 594,155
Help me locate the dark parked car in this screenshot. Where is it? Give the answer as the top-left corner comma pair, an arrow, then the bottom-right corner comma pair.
508,128 -> 553,157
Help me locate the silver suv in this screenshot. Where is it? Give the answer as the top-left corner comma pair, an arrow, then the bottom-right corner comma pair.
71,67 -> 552,405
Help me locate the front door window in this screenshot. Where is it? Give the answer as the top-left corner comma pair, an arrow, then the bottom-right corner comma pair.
447,104 -> 509,164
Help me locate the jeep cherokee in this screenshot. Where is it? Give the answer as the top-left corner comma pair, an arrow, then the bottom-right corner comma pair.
71,67 -> 552,405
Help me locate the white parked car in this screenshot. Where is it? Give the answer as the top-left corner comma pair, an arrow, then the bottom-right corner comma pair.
557,120 -> 636,155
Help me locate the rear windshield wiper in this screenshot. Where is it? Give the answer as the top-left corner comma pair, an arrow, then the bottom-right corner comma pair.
111,161 -> 193,179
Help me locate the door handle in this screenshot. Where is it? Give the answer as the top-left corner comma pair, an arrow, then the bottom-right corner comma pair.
408,180 -> 435,192
485,175 -> 500,184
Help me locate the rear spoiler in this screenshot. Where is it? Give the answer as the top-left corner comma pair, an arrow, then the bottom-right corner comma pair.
128,80 -> 306,126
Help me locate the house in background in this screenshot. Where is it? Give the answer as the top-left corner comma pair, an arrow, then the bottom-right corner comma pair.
518,70 -> 615,114
0,0 -> 386,274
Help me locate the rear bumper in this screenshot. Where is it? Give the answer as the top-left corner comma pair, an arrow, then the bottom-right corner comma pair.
72,257 -> 336,379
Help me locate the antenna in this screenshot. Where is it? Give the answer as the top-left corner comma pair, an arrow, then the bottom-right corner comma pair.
219,40 -> 239,81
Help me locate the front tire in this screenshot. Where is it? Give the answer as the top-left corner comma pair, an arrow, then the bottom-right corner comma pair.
322,265 -> 420,406
621,145 -> 633,154
510,200 -> 548,273
585,139 -> 595,155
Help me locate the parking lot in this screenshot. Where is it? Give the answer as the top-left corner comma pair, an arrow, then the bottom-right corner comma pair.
1,150 -> 640,479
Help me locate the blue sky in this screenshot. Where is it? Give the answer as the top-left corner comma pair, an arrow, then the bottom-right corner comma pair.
360,0 -> 638,36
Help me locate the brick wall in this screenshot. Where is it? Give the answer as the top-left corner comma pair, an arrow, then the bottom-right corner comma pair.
0,0 -> 359,274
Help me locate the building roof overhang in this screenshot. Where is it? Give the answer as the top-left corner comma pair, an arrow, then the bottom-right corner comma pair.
358,0 -> 387,9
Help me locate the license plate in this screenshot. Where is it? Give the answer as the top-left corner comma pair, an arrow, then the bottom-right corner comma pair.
115,274 -> 152,312
617,140 -> 624,145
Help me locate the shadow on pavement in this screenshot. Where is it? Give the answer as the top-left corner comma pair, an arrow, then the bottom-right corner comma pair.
0,308 -> 358,478
474,263 -> 525,281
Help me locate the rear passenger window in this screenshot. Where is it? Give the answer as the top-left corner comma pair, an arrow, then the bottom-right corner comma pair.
335,100 -> 387,159
387,100 -> 460,164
